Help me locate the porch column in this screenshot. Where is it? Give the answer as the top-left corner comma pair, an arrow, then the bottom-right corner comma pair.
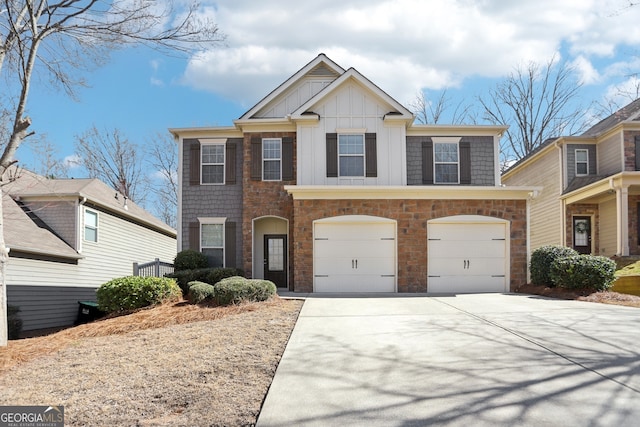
617,186 -> 630,256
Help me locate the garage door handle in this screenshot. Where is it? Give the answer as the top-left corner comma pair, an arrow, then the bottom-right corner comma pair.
492,238 -> 506,241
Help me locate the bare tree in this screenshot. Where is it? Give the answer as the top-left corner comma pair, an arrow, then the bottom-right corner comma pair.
0,0 -> 224,345
479,56 -> 587,166
74,126 -> 148,204
409,89 -> 476,124
29,137 -> 69,178
147,132 -> 178,228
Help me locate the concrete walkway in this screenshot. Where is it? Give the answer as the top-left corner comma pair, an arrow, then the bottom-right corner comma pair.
257,294 -> 640,427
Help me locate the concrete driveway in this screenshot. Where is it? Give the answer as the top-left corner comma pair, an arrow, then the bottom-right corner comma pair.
257,294 -> 640,427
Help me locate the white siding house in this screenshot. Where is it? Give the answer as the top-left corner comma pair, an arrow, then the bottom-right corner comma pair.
4,169 -> 177,332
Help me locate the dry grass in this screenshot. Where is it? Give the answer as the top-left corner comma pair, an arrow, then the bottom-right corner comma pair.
0,297 -> 303,426
516,283 -> 640,308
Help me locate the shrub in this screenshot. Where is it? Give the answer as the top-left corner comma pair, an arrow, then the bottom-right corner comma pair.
173,249 -> 208,271
187,281 -> 216,304
166,267 -> 244,295
550,255 -> 617,291
7,305 -> 23,340
530,245 -> 579,286
213,276 -> 277,306
96,276 -> 181,313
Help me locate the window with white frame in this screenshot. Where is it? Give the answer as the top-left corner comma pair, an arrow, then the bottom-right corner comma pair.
201,221 -> 224,267
201,143 -> 225,184
434,142 -> 459,183
84,209 -> 98,242
338,134 -> 365,177
263,138 -> 282,181
575,149 -> 588,176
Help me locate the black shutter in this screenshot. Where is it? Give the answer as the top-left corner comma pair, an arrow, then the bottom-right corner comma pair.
189,222 -> 200,250
326,133 -> 338,177
365,133 -> 377,178
422,139 -> 433,184
635,136 -> 640,171
282,137 -> 294,180
225,221 -> 236,268
225,142 -> 236,185
459,140 -> 471,184
189,141 -> 201,186
251,136 -> 262,180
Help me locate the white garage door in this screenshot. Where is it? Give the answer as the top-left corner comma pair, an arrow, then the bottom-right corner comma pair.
428,216 -> 509,293
314,217 -> 396,292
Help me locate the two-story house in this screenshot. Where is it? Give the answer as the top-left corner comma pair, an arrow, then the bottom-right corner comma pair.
4,168 -> 177,331
502,98 -> 640,258
171,54 -> 537,294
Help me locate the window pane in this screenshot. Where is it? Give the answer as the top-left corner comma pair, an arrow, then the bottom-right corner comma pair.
263,139 -> 281,160
263,160 -> 281,180
202,165 -> 224,184
85,210 -> 97,228
85,226 -> 97,242
339,135 -> 364,154
576,162 -> 588,175
202,145 -> 224,164
268,238 -> 284,271
202,248 -> 224,268
339,156 -> 365,176
435,164 -> 458,183
435,143 -> 458,162
202,224 -> 223,247
576,150 -> 588,162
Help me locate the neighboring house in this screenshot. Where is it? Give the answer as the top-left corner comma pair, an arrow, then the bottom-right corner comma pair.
503,98 -> 640,258
3,169 -> 177,331
171,54 -> 537,294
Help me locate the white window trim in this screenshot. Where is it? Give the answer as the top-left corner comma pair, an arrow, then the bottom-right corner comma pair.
575,149 -> 589,177
198,217 -> 225,267
433,140 -> 460,184
84,208 -> 99,243
338,133 -> 366,178
200,140 -> 226,185
262,138 -> 282,181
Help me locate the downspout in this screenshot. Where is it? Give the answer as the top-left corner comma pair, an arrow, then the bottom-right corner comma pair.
526,190 -> 539,284
556,140 -> 566,246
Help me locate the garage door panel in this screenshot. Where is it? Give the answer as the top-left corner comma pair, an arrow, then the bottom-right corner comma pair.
315,275 -> 396,293
428,224 -> 505,241
428,276 -> 507,293
428,257 -> 505,276
315,224 -> 395,240
315,239 -> 395,259
315,256 -> 396,276
429,240 -> 506,259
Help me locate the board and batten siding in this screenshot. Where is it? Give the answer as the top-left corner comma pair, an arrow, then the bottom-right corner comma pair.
597,133 -> 623,176
503,147 -> 562,250
256,75 -> 335,118
599,198 -> 617,257
297,81 -> 407,186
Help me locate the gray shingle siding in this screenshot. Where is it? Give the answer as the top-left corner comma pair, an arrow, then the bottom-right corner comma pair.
181,138 -> 243,267
406,136 -> 495,185
566,144 -> 597,184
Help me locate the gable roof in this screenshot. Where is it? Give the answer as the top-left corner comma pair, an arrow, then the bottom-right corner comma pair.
582,98 -> 640,137
239,53 -> 345,120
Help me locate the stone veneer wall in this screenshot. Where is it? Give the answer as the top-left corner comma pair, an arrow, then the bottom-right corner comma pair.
629,195 -> 640,255
291,198 -> 528,293
242,132 -> 296,279
623,131 -> 640,171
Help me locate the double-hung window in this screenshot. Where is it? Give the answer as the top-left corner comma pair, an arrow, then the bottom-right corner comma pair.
84,209 -> 98,242
434,142 -> 459,184
575,149 -> 588,176
201,143 -> 225,184
338,134 -> 365,177
201,221 -> 224,268
263,138 -> 282,181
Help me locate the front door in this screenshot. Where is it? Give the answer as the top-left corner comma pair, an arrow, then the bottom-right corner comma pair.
264,235 -> 287,288
573,216 -> 592,254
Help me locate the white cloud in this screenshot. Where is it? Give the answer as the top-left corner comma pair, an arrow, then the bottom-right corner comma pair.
64,154 -> 82,169
571,56 -> 601,85
182,0 -> 640,107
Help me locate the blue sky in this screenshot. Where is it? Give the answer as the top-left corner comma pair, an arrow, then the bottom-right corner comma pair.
16,0 -> 640,186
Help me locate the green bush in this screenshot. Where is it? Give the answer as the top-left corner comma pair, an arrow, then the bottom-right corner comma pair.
7,305 -> 23,340
187,281 -> 216,304
174,249 -> 208,271
213,276 -> 277,306
530,245 -> 579,286
550,255 -> 617,291
96,276 -> 181,313
166,267 -> 244,295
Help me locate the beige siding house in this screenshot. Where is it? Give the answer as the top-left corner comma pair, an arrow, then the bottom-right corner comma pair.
503,98 -> 640,258
4,169 -> 177,331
